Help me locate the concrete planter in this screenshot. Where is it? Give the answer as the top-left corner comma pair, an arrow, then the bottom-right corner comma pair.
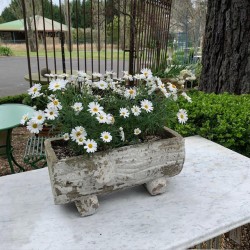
44,127 -> 185,217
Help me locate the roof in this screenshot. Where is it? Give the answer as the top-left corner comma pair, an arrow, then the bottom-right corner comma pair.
0,15 -> 69,32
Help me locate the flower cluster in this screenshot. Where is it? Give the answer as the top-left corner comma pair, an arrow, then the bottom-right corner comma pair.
21,68 -> 191,155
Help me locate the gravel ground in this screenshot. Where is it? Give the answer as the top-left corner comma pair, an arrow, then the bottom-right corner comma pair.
0,128 -> 249,249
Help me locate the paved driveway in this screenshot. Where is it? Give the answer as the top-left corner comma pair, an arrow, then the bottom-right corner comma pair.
0,56 -> 128,97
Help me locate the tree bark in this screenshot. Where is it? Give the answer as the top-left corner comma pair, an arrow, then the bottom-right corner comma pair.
200,0 -> 250,94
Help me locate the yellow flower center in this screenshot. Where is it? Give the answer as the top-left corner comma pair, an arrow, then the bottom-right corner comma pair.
129,90 -> 134,95
180,114 -> 184,119
32,124 -> 38,128
55,83 -> 60,88
172,84 -> 177,88
79,138 -> 84,142
88,144 -> 93,148
144,105 -> 149,109
104,135 -> 109,139
33,88 -> 37,92
76,131 -> 81,137
93,107 -> 98,112
37,115 -> 43,120
53,100 -> 59,105
50,111 -> 53,115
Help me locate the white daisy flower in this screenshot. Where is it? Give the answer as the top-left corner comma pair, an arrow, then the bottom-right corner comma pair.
181,92 -> 192,103
106,113 -> 115,124
27,119 -> 43,134
100,131 -> 112,143
77,71 -> 88,78
97,80 -> 108,90
134,128 -> 141,135
133,74 -> 143,80
141,68 -> 153,78
48,79 -> 67,92
167,83 -> 178,93
122,71 -> 133,81
63,133 -> 70,141
44,107 -> 59,120
32,110 -> 46,124
145,77 -> 156,85
119,127 -> 125,142
76,136 -> 86,145
96,112 -> 107,124
84,139 -> 98,153
141,99 -> 154,113
72,102 -> 83,113
20,113 -> 29,125
88,102 -> 104,116
148,84 -> 157,95
124,88 -> 137,99
105,70 -> 115,76
70,126 -> 87,141
177,109 -> 188,124
57,73 -> 69,79
92,72 -> 102,78
158,82 -> 166,92
131,105 -> 141,116
47,99 -> 62,110
27,84 -> 42,98
119,108 -> 130,118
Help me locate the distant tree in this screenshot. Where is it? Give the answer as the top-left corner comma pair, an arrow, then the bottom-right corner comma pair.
200,0 -> 250,94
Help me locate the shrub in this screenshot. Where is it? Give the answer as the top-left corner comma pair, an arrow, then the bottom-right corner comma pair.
171,91 -> 250,157
0,46 -> 13,56
0,93 -> 28,105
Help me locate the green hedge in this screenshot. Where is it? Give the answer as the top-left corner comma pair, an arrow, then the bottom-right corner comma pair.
0,46 -> 13,56
172,91 -> 250,158
0,93 -> 28,105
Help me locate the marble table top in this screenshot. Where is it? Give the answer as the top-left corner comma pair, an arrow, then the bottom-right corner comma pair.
1,136 -> 250,250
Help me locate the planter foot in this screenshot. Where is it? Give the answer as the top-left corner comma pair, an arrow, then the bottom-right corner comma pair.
75,195 -> 99,217
145,177 -> 168,196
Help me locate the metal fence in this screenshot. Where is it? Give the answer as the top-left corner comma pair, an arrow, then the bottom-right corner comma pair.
21,0 -> 172,87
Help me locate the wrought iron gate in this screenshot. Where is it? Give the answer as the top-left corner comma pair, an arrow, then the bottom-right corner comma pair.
21,0 -> 172,87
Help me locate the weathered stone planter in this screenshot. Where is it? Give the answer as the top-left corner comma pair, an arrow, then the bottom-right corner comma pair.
44,127 -> 185,217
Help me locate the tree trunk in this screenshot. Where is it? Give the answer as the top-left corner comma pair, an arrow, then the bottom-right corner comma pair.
200,0 -> 250,94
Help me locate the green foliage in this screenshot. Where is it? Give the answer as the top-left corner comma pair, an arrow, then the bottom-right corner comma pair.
154,65 -> 186,79
0,93 -> 28,104
0,46 -> 13,56
172,91 -> 250,157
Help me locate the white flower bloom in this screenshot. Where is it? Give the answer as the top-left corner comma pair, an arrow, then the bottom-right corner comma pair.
70,126 -> 87,142
57,73 -> 69,79
88,102 -> 104,116
84,139 -> 97,153
177,109 -> 188,124
167,83 -> 178,93
77,71 -> 88,78
48,79 -> 67,92
97,80 -> 108,90
131,105 -> 141,116
32,110 -> 46,124
100,131 -> 112,143
106,113 -> 115,124
134,128 -> 141,135
27,119 -> 43,134
28,84 -> 42,98
158,82 -> 167,92
76,136 -> 86,145
186,74 -> 196,81
106,70 -> 115,76
20,113 -> 29,125
148,84 -> 157,95
141,99 -> 154,113
44,107 -> 59,120
96,112 -> 107,124
141,68 -> 153,78
92,72 -> 102,78
124,87 -> 137,99
119,108 -> 130,118
146,76 -> 156,85
181,92 -> 192,103
63,133 -> 70,141
47,99 -> 62,110
72,102 -> 83,113
133,74 -> 143,80
122,71 -> 133,81
119,127 -> 125,142
172,93 -> 178,101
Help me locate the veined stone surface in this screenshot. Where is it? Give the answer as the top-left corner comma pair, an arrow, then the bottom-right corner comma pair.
45,127 -> 185,216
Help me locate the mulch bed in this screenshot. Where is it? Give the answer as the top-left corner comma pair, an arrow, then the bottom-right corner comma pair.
0,127 -> 249,249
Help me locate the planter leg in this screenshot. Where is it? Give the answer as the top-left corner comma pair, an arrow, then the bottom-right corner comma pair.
75,195 -> 99,217
145,177 -> 168,196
